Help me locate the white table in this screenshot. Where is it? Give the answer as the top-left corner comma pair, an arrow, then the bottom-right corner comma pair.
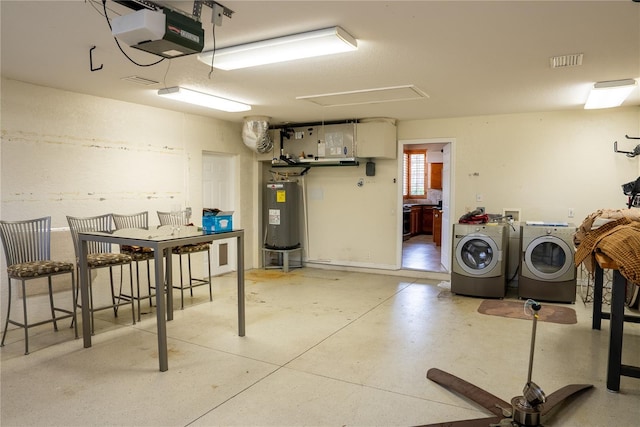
78,226 -> 245,372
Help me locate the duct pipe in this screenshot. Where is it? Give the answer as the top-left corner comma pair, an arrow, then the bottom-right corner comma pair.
242,116 -> 273,154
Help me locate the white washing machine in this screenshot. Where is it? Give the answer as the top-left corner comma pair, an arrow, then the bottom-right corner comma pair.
519,223 -> 577,303
451,223 -> 508,298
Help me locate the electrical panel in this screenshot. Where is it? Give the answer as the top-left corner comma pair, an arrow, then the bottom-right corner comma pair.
271,123 -> 356,165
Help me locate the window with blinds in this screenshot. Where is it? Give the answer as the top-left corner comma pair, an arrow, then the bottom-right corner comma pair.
403,150 -> 427,198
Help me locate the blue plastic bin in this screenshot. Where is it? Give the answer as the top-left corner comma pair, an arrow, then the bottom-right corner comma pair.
202,210 -> 233,233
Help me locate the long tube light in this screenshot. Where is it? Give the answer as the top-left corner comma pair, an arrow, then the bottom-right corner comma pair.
157,87 -> 251,112
197,26 -> 357,70
584,79 -> 637,109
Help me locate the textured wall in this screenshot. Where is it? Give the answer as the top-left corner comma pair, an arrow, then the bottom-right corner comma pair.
1,79 -> 253,324
400,108 -> 640,224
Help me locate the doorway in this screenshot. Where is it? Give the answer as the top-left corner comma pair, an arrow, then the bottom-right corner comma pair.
202,152 -> 237,276
400,140 -> 452,273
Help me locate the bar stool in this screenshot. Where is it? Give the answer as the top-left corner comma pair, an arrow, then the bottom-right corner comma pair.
157,211 -> 212,309
67,214 -> 135,334
113,212 -> 156,321
0,216 -> 78,354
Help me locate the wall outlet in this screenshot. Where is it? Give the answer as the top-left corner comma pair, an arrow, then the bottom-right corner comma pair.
476,194 -> 483,202
568,208 -> 574,218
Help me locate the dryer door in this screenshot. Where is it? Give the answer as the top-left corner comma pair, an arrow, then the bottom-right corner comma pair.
523,235 -> 573,281
455,234 -> 499,276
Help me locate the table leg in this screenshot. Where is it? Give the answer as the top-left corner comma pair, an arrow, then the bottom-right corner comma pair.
155,250 -> 168,372
607,270 -> 625,392
593,264 -> 604,330
79,240 -> 92,348
165,248 -> 173,321
237,234 -> 245,337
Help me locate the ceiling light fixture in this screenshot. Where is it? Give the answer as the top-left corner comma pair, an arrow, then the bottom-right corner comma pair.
584,79 -> 637,109
157,87 -> 251,112
197,26 -> 357,70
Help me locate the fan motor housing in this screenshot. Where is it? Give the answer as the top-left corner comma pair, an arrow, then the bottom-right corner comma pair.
511,396 -> 541,426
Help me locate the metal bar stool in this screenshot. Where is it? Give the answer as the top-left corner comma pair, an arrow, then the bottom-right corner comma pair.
157,210 -> 212,309
67,214 -> 135,334
113,212 -> 157,321
0,216 -> 78,354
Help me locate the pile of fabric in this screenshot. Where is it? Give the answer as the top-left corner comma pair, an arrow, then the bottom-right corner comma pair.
458,208 -> 489,224
574,208 -> 640,284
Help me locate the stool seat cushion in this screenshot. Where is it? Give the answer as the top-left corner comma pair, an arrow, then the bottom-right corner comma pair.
172,243 -> 210,254
7,260 -> 74,278
86,253 -> 132,268
121,245 -> 155,261
124,251 -> 155,261
121,245 -> 152,253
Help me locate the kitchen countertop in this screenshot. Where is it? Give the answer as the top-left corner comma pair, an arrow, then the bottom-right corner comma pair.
403,203 -> 441,208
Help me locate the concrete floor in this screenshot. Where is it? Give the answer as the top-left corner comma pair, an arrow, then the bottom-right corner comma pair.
1,268 -> 639,426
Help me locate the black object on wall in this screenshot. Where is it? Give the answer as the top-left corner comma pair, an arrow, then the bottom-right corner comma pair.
366,161 -> 375,176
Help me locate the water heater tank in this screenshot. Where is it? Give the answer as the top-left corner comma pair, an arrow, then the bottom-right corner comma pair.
265,181 -> 300,249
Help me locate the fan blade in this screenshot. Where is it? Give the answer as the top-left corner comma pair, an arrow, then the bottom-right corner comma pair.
416,415 -> 501,427
427,368 -> 510,418
541,384 -> 593,416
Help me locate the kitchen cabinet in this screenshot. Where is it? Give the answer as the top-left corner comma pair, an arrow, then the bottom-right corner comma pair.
410,206 -> 422,235
356,119 -> 397,159
429,162 -> 443,189
403,209 -> 411,240
433,209 -> 443,246
422,206 -> 434,235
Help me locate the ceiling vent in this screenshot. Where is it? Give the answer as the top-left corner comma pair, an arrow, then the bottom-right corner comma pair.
550,53 -> 583,68
297,85 -> 429,107
121,75 -> 159,86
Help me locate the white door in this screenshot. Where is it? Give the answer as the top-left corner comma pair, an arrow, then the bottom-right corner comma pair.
202,152 -> 236,276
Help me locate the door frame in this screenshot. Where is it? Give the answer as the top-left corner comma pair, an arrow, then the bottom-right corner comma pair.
398,138 -> 455,272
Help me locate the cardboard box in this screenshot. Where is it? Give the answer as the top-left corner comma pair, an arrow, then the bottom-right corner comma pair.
202,209 -> 234,233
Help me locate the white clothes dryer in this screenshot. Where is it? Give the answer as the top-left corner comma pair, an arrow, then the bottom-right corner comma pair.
451,223 -> 508,298
518,223 -> 577,303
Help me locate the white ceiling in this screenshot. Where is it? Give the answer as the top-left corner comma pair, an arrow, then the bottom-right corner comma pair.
1,0 -> 639,126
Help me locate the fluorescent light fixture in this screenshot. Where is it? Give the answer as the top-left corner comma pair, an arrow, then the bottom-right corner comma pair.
584,79 -> 637,109
197,26 -> 357,70
157,87 -> 251,112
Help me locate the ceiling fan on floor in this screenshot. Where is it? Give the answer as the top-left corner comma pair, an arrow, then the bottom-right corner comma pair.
419,301 -> 593,427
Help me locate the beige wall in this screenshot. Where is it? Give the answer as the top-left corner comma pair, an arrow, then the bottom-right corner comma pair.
400,108 -> 640,224
2,78 -> 640,303
1,79 -> 257,309
302,158 -> 399,269
259,108 -> 640,273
